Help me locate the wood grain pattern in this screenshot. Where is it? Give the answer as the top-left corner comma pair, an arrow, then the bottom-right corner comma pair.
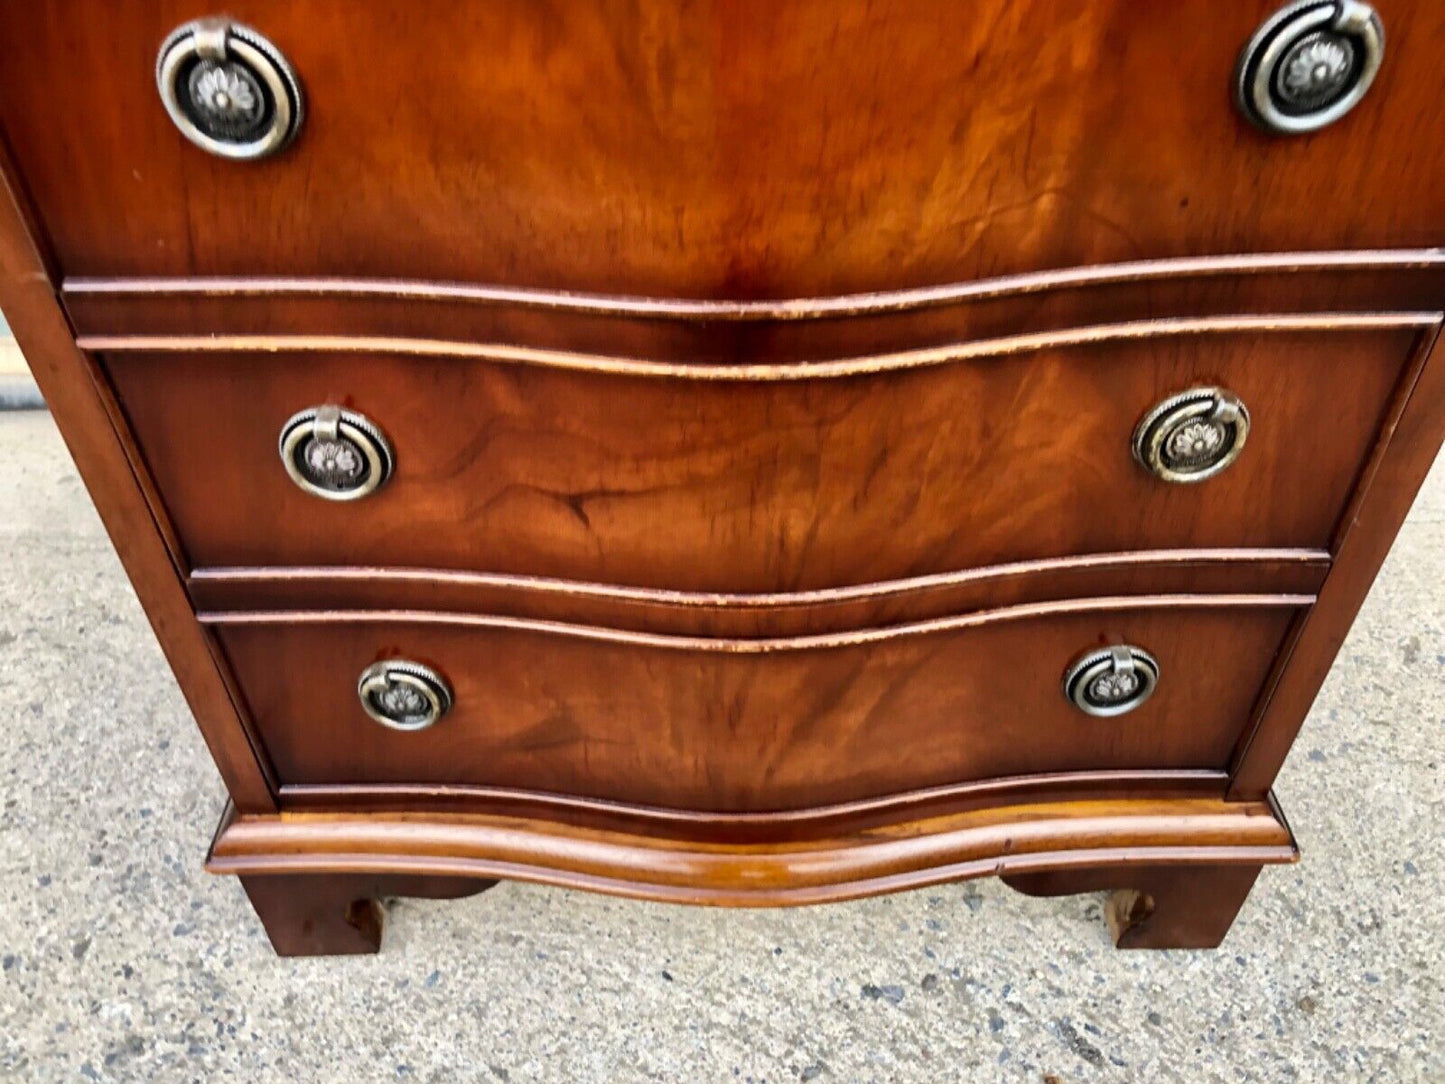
102,324 -> 1419,592
189,550 -> 1329,636
61,252 -> 1445,322
1,0 -> 1442,956
1232,319 -> 1445,795
0,146 -> 277,812
206,597 -> 1307,810
61,258 -> 1445,365
4,2 -> 1445,293
276,769 -> 1232,840
206,795 -> 1298,909
77,313 -> 1438,379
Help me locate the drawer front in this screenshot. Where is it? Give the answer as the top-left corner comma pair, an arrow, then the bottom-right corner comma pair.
210,598 -> 1305,812
106,324 -> 1416,593
3,2 -> 1444,291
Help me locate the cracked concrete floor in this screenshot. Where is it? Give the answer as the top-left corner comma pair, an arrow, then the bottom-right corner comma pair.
0,410 -> 1441,1082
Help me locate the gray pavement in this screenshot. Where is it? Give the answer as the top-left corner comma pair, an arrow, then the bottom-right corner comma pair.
0,409 -> 1441,1082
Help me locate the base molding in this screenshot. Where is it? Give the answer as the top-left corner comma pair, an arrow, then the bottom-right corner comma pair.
208,792 -> 1296,914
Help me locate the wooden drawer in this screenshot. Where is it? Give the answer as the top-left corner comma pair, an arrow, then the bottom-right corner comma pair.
4,2 -> 1444,292
104,321 -> 1419,594
208,595 -> 1307,812
9,0 -> 1445,954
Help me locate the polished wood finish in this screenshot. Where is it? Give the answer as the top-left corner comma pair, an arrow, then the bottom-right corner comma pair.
58,257 -> 1445,363
1232,322 -> 1445,795
239,873 -> 497,957
101,322 -> 1421,592
207,795 -> 1297,913
0,147 -> 276,813
4,3 -> 1444,955
206,597 -> 1307,809
188,550 -> 1329,637
1003,863 -> 1266,949
276,769 -> 1232,842
4,2 -> 1445,293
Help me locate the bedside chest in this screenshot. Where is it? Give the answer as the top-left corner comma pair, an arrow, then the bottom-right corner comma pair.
1,1 -> 1442,956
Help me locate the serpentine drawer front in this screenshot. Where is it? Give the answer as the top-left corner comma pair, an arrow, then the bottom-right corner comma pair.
207,598 -> 1306,809
2,2 -> 1444,292
2,1 -> 1443,955
102,323 -> 1418,592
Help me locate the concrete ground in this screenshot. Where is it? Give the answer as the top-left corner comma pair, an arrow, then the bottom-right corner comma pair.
0,408 -> 1440,1083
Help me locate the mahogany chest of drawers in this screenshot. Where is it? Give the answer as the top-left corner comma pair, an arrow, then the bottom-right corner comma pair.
1,1 -> 1442,955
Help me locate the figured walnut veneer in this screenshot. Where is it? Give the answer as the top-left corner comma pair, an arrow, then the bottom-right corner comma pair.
3,2 -> 1444,955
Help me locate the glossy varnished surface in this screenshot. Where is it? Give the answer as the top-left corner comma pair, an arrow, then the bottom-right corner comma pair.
57,257 -> 1445,384
103,324 -> 1421,591
207,795 -> 1298,908
275,769 -> 1234,842
4,0 -> 1445,954
208,598 -> 1306,810
3,2 -> 1445,291
187,550 -> 1329,636
56,256 -> 1445,365
1232,315 -> 1445,795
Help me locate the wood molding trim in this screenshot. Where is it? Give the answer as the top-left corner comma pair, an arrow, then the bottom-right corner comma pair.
192,552 -> 1329,635
205,794 -> 1298,908
197,593 -> 1316,654
277,769 -> 1231,841
189,550 -> 1330,635
62,250 -> 1445,321
75,313 -> 1441,381
191,549 -> 1329,612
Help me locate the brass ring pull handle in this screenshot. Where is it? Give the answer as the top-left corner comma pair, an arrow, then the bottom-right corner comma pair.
1062,646 -> 1161,718
1133,387 -> 1250,484
278,405 -> 395,501
1235,1 -> 1384,135
156,19 -> 304,159
357,661 -> 454,732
